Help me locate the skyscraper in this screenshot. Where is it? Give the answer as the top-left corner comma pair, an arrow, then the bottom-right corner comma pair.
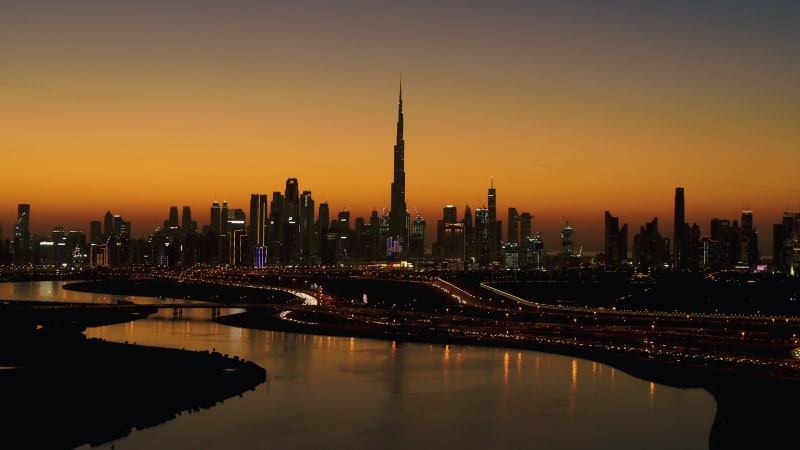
300,190 -> 315,259
210,201 -> 221,236
604,211 -> 628,267
13,204 -> 30,265
284,178 -> 300,264
488,180 -> 499,262
389,82 -> 407,258
181,206 -> 193,232
168,206 -> 179,228
249,193 -> 268,267
674,187 -> 685,269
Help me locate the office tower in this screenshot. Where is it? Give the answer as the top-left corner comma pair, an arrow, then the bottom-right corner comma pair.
674,187 -> 685,269
437,205 -> 464,260
508,208 -> 519,247
300,190 -> 315,259
168,206 -> 179,228
710,217 -> 735,269
518,212 -> 532,268
737,210 -> 757,267
488,180 -> 498,262
560,222 -> 574,267
269,192 -> 284,263
181,206 -> 193,231
410,212 -> 426,259
210,201 -> 221,236
66,229 -> 86,264
604,211 -> 628,267
249,193 -> 268,267
474,208 -> 490,268
774,213 -> 800,274
90,220 -> 102,244
318,203 -> 330,231
389,82 -> 407,258
284,178 -> 300,264
221,201 -> 229,233
13,204 -> 31,265
103,211 -> 114,237
463,205 -> 474,260
370,209 -> 381,259
443,205 -> 458,225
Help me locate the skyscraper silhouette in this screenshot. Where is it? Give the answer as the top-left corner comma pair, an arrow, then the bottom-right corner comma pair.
674,187 -> 685,269
249,193 -> 267,267
13,204 -> 30,265
389,82 -> 407,258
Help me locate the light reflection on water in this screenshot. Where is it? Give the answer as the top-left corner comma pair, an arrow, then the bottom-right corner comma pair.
6,281 -> 715,450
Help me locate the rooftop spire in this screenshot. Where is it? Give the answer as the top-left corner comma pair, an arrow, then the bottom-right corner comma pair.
396,77 -> 404,141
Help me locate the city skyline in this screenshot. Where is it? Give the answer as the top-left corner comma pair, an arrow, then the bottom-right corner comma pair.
3,1 -> 799,254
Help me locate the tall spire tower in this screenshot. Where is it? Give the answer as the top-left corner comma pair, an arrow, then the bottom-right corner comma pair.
389,80 -> 407,258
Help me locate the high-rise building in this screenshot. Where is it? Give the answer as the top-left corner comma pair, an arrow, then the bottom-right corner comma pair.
103,211 -> 114,237
181,206 -> 193,232
389,82 -> 408,258
410,212 -> 426,259
318,202 -> 330,234
463,205 -> 474,260
221,201 -> 229,234
284,178 -> 300,264
560,222 -> 574,266
507,207 -> 519,247
474,208 -> 490,268
168,206 -> 179,228
90,220 -> 102,244
249,193 -> 268,267
738,210 -> 758,267
436,205 -> 464,260
13,203 -> 31,265
774,212 -> 800,274
673,187 -> 685,269
488,180 -> 498,262
269,192 -> 284,264
300,190 -> 315,259
210,201 -> 221,236
604,211 -> 628,267
518,212 -> 532,269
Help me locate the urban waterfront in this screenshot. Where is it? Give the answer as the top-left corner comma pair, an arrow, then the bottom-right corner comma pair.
2,281 -> 715,450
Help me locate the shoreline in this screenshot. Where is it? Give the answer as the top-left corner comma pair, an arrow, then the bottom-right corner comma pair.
0,304 -> 267,450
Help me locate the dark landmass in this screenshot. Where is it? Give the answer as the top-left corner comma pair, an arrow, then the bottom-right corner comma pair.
63,278 -> 300,304
0,303 -> 267,450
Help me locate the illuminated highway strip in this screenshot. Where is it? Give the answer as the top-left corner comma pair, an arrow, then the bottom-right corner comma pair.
278,310 -> 318,326
480,282 -> 800,325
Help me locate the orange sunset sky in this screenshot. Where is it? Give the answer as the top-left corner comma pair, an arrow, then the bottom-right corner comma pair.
2,1 -> 799,255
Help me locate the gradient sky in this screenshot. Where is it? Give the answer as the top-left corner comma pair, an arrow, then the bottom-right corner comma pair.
2,1 -> 799,254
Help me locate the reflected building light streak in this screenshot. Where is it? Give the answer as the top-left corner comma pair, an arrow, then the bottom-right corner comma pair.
516,352 -> 522,376
650,382 -> 656,409
571,359 -> 578,395
503,351 -> 510,385
569,359 -> 579,416
443,344 -> 450,384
